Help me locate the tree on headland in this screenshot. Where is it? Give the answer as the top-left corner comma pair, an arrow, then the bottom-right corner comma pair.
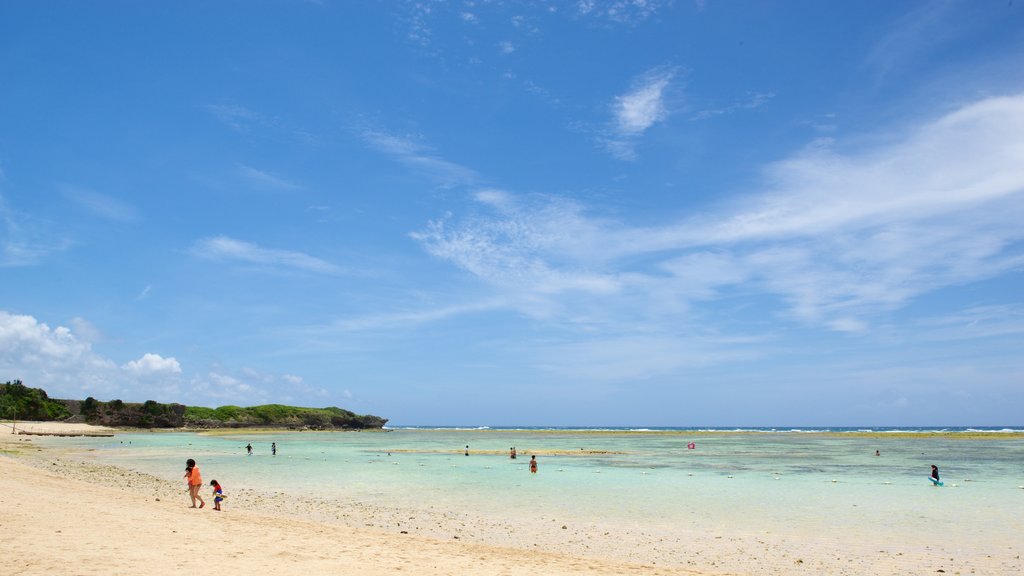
1,382 -> 387,430
1,380 -> 72,421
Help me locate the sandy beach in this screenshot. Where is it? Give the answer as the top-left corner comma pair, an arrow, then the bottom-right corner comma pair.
1,426 -> 693,576
3,423 -> 1021,576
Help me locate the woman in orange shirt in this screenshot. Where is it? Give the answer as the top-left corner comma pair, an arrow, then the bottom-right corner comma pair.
185,458 -> 206,508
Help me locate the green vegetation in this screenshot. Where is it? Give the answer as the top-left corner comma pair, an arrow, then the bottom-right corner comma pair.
78,396 -> 186,428
0,381 -> 386,430
183,403 -> 387,429
1,380 -> 71,421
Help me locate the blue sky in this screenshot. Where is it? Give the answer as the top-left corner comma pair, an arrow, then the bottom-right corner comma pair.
1,1 -> 1022,426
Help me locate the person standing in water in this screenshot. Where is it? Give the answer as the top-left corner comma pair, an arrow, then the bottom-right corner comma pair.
246,443 -> 253,456
271,442 -> 277,456
529,455 -> 538,474
931,465 -> 940,484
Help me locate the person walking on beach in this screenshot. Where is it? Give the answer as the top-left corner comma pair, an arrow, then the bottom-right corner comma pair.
246,443 -> 253,456
185,458 -> 205,508
210,479 -> 225,511
271,442 -> 277,456
931,465 -> 940,483
529,454 -> 538,474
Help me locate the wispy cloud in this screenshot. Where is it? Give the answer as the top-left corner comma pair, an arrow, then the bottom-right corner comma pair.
862,2 -> 959,85
329,299 -> 506,332
692,92 -> 775,121
191,236 -> 342,274
204,103 -> 316,144
576,0 -> 668,23
363,129 -> 477,187
237,165 -> 301,191
603,67 -> 677,160
0,193 -> 72,267
205,104 -> 261,133
916,305 -> 1024,342
63,187 -> 140,222
417,94 -> 1024,336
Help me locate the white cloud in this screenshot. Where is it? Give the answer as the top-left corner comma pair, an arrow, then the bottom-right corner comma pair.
69,317 -> 103,343
330,299 -> 505,332
499,41 -> 515,54
473,188 -> 514,209
189,368 -> 328,404
603,67 -> 677,160
614,70 -> 674,135
191,236 -> 342,275
413,196 -> 622,300
0,311 -> 181,400
363,129 -> 477,187
416,94 -> 1024,335
576,0 -> 666,22
123,353 -> 182,374
194,371 -> 257,399
0,311 -> 337,407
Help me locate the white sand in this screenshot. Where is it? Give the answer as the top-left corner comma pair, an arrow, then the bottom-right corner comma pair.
1,454 -> 691,575
2,420 -> 115,435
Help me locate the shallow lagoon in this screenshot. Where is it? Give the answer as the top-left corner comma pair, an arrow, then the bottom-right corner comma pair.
49,428 -> 1024,548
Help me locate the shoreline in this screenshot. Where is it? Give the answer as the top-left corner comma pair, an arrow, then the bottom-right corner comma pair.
384,427 -> 1024,439
1,454 -> 686,576
5,427 -> 1022,575
6,420 -> 1022,440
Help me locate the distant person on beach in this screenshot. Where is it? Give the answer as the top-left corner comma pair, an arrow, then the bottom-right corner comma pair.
931,465 -> 940,483
271,442 -> 277,456
510,447 -> 517,459
875,450 -> 880,456
210,479 -> 225,511
185,458 -> 205,508
246,443 -> 253,456
465,445 -> 469,456
529,455 -> 538,474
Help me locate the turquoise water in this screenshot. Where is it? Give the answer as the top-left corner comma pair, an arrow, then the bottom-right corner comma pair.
45,429 -> 1024,543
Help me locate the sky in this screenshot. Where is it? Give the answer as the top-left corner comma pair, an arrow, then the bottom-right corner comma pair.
1,1 -> 1023,426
